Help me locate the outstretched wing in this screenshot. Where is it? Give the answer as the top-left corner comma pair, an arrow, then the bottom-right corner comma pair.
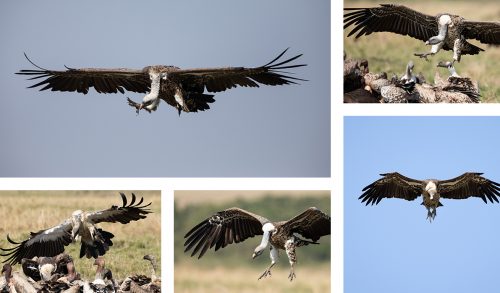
184,207 -> 269,259
439,172 -> 500,203
0,220 -> 73,265
280,207 -> 330,242
16,54 -> 150,94
461,20 -> 500,45
344,4 -> 437,42
86,193 -> 152,224
168,48 -> 306,93
359,172 -> 423,205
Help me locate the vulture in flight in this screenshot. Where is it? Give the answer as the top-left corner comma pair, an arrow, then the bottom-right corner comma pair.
16,49 -> 306,115
0,193 -> 151,265
359,172 -> 500,221
344,4 -> 500,63
184,207 -> 330,281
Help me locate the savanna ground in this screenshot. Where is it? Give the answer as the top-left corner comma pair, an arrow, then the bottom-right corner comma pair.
344,0 -> 500,101
0,191 -> 161,281
174,191 -> 331,293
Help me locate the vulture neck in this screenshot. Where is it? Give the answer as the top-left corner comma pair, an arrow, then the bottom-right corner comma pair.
143,73 -> 161,111
448,65 -> 460,78
257,222 -> 275,250
425,181 -> 438,200
435,15 -> 451,43
402,62 -> 414,82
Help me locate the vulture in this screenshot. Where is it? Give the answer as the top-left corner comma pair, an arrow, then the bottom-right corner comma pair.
184,207 -> 330,281
16,49 -> 306,115
344,4 -> 500,63
359,172 -> 500,221
0,193 -> 151,265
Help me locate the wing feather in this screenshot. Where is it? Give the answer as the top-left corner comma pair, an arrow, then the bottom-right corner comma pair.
184,208 -> 269,259
344,4 -> 437,42
280,207 -> 330,242
0,220 -> 73,265
438,172 -> 500,203
169,48 -> 306,93
17,54 -> 150,95
359,172 -> 423,205
461,20 -> 500,45
86,193 -> 152,224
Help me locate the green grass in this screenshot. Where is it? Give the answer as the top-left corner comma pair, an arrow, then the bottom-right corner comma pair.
344,0 -> 500,101
0,191 -> 161,281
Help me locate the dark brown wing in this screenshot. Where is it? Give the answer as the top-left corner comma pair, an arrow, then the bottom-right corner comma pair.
359,172 -> 423,205
184,208 -> 269,259
16,54 -> 150,94
86,193 -> 152,224
344,4 -> 437,42
0,220 -> 73,265
438,172 -> 500,203
168,48 -> 306,93
280,207 -> 330,242
461,20 -> 500,44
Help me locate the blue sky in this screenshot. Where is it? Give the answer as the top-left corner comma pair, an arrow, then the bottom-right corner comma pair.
345,117 -> 500,293
0,0 -> 330,177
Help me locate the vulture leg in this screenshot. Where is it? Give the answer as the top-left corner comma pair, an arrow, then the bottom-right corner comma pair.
414,52 -> 435,62
285,239 -> 297,282
426,207 -> 433,223
127,98 -> 152,114
258,246 -> 278,280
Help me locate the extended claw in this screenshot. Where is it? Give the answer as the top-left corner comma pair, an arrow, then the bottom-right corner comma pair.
288,269 -> 296,281
414,53 -> 431,62
127,98 -> 152,114
258,269 -> 272,280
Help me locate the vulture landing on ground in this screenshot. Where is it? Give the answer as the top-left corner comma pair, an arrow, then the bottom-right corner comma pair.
359,172 -> 500,221
0,193 -> 151,265
17,49 -> 306,115
184,207 -> 330,281
344,4 -> 500,63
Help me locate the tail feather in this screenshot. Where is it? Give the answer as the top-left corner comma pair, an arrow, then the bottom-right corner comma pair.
186,93 -> 216,112
79,228 -> 114,259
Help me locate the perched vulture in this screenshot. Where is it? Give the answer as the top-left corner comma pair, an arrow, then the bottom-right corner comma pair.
0,193 -> 151,265
359,172 -> 500,221
184,207 -> 330,281
344,4 -> 500,63
16,49 -> 306,115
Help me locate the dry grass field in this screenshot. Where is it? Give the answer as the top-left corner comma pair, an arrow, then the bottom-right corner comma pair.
174,191 -> 331,293
344,0 -> 500,101
0,190 -> 161,280
175,264 -> 330,293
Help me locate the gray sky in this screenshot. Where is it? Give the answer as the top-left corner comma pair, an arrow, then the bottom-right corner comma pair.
0,0 -> 330,177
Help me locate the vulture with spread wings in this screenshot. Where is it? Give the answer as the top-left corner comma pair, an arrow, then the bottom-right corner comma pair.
16,49 -> 306,115
0,193 -> 151,265
344,4 -> 500,63
359,172 -> 500,221
184,207 -> 330,281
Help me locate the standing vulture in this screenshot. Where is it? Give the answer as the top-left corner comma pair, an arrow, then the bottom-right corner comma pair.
184,207 -> 330,281
344,4 -> 500,63
0,193 -> 151,265
16,49 -> 306,115
359,172 -> 500,221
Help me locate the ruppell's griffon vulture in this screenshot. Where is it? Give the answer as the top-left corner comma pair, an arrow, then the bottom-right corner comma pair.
184,207 -> 330,281
16,49 -> 306,115
344,4 -> 500,63
359,172 -> 500,221
0,193 -> 151,265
